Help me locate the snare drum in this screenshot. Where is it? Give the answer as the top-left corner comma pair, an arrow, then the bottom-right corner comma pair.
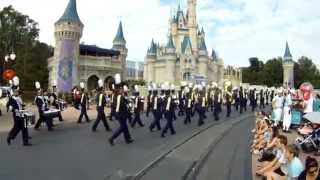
44,109 -> 61,119
21,110 -> 35,126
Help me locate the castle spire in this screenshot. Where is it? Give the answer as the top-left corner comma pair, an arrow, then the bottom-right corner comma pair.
199,36 -> 207,51
284,41 -> 292,60
113,21 -> 126,44
57,0 -> 82,24
167,33 -> 175,49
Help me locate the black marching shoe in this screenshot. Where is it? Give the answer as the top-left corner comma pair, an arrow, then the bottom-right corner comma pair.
23,143 -> 32,146
7,137 -> 11,145
125,139 -> 134,144
108,138 -> 114,146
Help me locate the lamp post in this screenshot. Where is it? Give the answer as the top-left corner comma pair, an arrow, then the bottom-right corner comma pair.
2,51 -> 16,84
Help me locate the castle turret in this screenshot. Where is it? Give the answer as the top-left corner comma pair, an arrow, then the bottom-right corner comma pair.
52,0 -> 83,92
112,21 -> 128,81
198,36 -> 208,77
165,34 -> 177,83
144,40 -> 157,83
187,0 -> 198,51
282,41 -> 294,88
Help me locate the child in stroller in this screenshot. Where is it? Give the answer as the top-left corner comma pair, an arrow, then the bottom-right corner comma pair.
296,123 -> 320,154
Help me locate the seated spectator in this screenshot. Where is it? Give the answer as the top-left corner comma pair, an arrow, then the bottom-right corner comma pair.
255,135 -> 288,178
298,156 -> 320,180
264,144 -> 304,180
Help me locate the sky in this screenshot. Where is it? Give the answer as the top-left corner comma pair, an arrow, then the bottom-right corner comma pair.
1,0 -> 320,67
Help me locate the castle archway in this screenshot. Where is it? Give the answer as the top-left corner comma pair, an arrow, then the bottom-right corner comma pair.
87,75 -> 99,90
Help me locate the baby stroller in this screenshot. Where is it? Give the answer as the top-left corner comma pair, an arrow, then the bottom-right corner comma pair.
296,126 -> 320,153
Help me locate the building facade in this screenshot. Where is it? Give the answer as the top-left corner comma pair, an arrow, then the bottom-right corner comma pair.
282,42 -> 295,88
144,0 -> 241,86
48,0 -> 127,91
126,61 -> 144,80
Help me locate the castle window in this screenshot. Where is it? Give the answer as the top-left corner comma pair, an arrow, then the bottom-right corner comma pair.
189,59 -> 192,63
184,59 -> 187,63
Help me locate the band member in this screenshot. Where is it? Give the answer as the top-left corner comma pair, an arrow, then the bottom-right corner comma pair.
272,89 -> 284,126
224,82 -> 232,117
92,80 -> 111,132
239,86 -> 246,114
149,84 -> 162,132
250,88 -> 257,112
183,87 -> 192,124
49,81 -> 63,122
161,83 -> 176,138
77,82 -> 90,123
282,90 -> 292,132
178,82 -> 186,116
146,85 -> 153,117
131,85 -> 144,128
109,74 -> 133,146
6,76 -> 31,146
213,87 -> 222,121
265,88 -> 270,105
196,85 -> 206,126
109,84 -> 115,121
170,84 -> 177,121
259,89 -> 265,109
34,82 -> 53,131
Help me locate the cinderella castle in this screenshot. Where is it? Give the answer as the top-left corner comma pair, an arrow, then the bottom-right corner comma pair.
143,0 -> 242,86
48,0 -> 128,92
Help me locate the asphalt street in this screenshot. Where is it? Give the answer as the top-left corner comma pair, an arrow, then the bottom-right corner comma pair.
0,106 -> 254,180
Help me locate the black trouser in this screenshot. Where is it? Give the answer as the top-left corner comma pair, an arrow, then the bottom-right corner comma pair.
226,102 -> 231,117
146,104 -> 152,117
184,108 -> 192,124
131,109 -> 144,127
111,115 -> 132,142
78,105 -> 90,123
8,115 -> 29,144
173,108 -> 177,120
260,100 -> 265,109
214,105 -> 221,120
92,107 -> 110,131
235,102 -> 239,111
197,107 -> 205,126
35,111 -> 53,130
178,104 -> 184,116
150,110 -> 161,131
109,105 -> 114,121
251,101 -> 256,112
54,103 -> 63,121
162,112 -> 175,136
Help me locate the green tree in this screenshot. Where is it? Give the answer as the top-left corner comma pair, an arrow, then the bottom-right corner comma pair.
295,56 -> 320,88
0,6 -> 51,90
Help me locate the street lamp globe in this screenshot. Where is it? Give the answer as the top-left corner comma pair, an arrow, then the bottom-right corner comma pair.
5,55 -> 9,62
10,52 -> 16,61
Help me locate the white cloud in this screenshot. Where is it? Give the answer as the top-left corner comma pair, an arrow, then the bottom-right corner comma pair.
1,0 -> 320,67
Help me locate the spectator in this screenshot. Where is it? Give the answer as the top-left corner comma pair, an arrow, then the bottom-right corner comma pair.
256,135 -> 288,178
263,144 -> 303,180
298,156 -> 320,180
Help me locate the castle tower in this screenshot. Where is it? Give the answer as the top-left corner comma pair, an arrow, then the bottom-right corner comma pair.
282,41 -> 294,88
112,21 -> 128,81
143,40 -> 157,82
165,33 -> 177,82
187,0 -> 198,52
198,36 -> 208,77
52,0 -> 83,92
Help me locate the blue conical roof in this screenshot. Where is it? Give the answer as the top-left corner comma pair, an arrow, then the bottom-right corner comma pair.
114,21 -> 126,43
199,37 -> 207,51
284,41 -> 292,58
57,0 -> 82,24
212,49 -> 218,61
167,34 -> 175,49
181,36 -> 192,53
148,39 -> 157,54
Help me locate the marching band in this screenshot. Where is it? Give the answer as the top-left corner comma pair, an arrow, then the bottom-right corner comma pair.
2,73 -> 282,147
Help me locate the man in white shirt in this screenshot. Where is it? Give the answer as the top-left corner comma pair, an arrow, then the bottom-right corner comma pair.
272,89 -> 284,126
